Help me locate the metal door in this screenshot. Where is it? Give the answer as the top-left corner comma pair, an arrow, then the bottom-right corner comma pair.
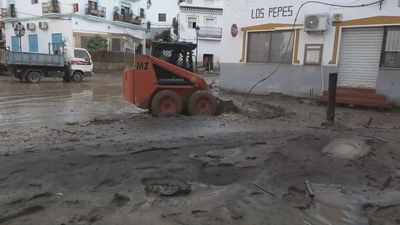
11,36 -> 20,52
29,34 -> 38,53
338,27 -> 384,88
51,33 -> 63,54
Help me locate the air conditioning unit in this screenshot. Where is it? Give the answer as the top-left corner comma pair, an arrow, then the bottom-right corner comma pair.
39,21 -> 49,30
333,13 -> 343,23
26,22 -> 36,31
304,14 -> 329,32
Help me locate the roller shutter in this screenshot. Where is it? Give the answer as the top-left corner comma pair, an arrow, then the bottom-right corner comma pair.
338,27 -> 384,88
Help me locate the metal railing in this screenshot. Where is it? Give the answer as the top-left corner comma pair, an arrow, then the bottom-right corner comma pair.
198,27 -> 222,39
113,12 -> 141,25
42,2 -> 61,14
85,5 -> 106,18
1,8 -> 17,18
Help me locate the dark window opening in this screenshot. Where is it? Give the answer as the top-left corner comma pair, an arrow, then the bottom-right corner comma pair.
158,13 -> 166,22
381,26 -> 400,68
246,30 -> 294,64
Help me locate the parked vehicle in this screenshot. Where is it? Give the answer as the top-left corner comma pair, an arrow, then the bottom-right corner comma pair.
0,47 -> 93,83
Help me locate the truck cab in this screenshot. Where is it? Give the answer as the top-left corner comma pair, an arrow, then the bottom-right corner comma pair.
64,47 -> 94,82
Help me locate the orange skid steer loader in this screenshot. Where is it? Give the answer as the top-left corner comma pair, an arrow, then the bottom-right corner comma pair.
123,43 -> 221,116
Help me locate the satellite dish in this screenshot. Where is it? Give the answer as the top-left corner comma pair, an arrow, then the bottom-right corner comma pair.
305,15 -> 319,29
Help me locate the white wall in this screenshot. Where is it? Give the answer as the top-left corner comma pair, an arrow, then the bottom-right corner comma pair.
4,18 -> 73,53
221,0 -> 400,64
5,0 -> 146,21
3,0 -> 147,53
178,11 -> 223,40
180,0 -> 223,8
178,0 -> 223,64
146,0 -> 179,28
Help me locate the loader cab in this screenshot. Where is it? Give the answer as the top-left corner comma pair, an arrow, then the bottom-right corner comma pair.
151,42 -> 197,73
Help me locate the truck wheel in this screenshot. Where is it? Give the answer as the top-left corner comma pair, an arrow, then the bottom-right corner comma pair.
188,91 -> 217,116
151,90 -> 182,117
71,71 -> 83,82
26,71 -> 42,83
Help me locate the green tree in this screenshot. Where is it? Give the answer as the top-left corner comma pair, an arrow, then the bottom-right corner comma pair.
86,35 -> 108,51
154,30 -> 171,42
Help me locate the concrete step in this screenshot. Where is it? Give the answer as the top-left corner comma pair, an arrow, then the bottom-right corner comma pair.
318,87 -> 394,109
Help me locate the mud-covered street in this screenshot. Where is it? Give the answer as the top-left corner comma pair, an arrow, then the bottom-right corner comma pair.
0,74 -> 399,225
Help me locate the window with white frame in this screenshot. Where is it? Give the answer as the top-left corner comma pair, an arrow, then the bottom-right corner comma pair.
204,17 -> 216,26
381,26 -> 400,68
246,31 -> 294,63
31,0 -> 38,4
158,13 -> 166,22
187,16 -> 197,29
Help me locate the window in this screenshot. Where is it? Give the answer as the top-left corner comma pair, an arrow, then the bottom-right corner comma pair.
140,8 -> 145,18
80,36 -> 90,49
31,0 -> 38,4
304,44 -> 323,65
246,31 -> 294,63
28,34 -> 38,53
111,38 -> 122,52
74,49 -> 90,60
121,6 -> 131,22
205,17 -> 215,26
188,16 -> 197,28
381,27 -> 400,68
158,13 -> 166,22
89,0 -> 98,10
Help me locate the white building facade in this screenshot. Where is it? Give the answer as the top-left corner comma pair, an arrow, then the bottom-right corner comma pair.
220,0 -> 400,104
0,1 -> 5,50
1,0 -> 147,54
146,0 -> 179,32
178,0 -> 223,70
144,0 -> 180,53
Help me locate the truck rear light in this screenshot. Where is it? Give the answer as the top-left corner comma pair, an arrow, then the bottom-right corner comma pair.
16,69 -> 22,74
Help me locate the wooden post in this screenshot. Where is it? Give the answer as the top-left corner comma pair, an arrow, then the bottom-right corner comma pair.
327,73 -> 338,125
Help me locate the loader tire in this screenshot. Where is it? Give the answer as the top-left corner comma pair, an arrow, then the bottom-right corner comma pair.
26,71 -> 42,83
151,90 -> 182,117
188,91 -> 217,116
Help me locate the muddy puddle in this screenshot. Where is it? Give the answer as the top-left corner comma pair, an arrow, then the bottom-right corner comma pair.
304,184 -> 400,225
304,184 -> 369,225
0,74 -> 133,129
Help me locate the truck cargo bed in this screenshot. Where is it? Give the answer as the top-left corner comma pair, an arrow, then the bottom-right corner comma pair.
1,51 -> 64,67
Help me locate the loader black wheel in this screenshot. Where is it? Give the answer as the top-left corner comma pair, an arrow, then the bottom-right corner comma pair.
151,90 -> 182,117
71,71 -> 83,82
26,71 -> 42,83
188,91 -> 217,116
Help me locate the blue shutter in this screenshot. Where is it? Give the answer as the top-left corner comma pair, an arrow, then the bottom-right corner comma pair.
11,36 -> 20,52
29,34 -> 38,53
51,33 -> 63,54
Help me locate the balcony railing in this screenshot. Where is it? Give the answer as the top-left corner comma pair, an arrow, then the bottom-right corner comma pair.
198,27 -> 222,39
113,12 -> 141,25
85,5 -> 106,18
1,8 -> 17,18
0,40 -> 5,49
42,2 -> 61,14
